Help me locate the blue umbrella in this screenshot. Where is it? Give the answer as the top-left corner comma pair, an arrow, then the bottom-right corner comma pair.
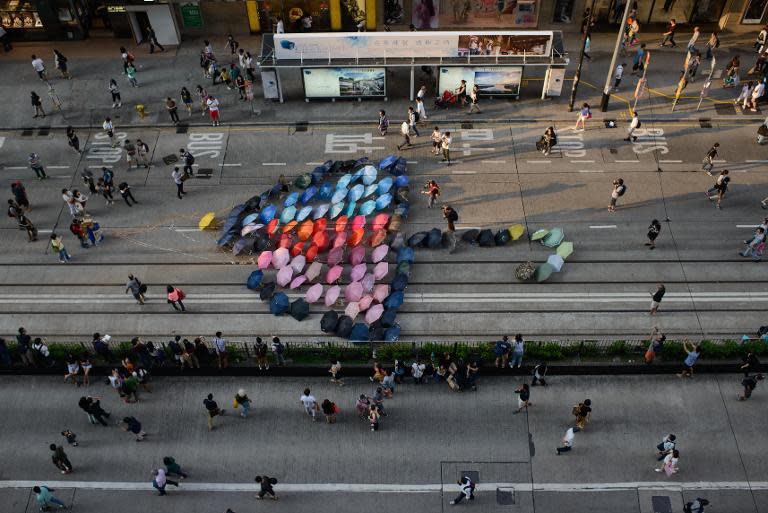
377,177 -> 393,195
336,174 -> 353,190
295,205 -> 313,222
345,201 -> 357,218
363,184 -> 378,198
361,165 -> 378,185
312,203 -> 331,220
279,205 -> 297,224
283,192 -> 299,207
269,292 -> 290,315
347,184 -> 364,203
300,186 -> 317,204
331,188 -> 347,204
258,204 -> 277,223
318,182 -> 334,200
330,202 -> 345,219
395,175 -> 409,188
375,193 -> 392,211
378,155 -> 398,171
359,200 -> 376,216
246,270 -> 264,290
351,167 -> 364,183
241,212 -> 260,227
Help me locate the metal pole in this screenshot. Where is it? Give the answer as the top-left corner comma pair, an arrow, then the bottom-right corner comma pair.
696,56 -> 716,112
568,0 -> 597,112
632,56 -> 648,112
600,0 -> 633,112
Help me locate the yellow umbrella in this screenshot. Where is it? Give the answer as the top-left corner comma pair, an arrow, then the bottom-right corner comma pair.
508,224 -> 525,241
198,212 -> 216,231
556,241 -> 574,259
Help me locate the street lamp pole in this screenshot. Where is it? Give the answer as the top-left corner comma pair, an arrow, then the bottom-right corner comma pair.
600,0 -> 633,112
568,0 -> 597,112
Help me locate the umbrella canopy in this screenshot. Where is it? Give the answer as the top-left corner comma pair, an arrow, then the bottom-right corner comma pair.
320,309 -> 339,333
349,322 -> 369,342
259,204 -> 277,223
377,176 -> 393,195
557,241 -> 574,259
372,214 -> 389,231
383,290 -> 404,309
361,165 -> 378,185
375,193 -> 392,211
318,182 -> 333,201
278,233 -> 293,249
257,251 -> 273,270
345,281 -> 364,302
396,247 -> 414,264
327,246 -> 344,266
365,304 -> 384,324
531,228 -> 549,241
252,234 -> 270,253
281,220 -> 298,234
305,261 -> 323,282
312,231 -> 330,251
272,247 -> 290,269
296,205 -> 313,222
345,301 -> 360,320
335,315 -> 354,337
515,261 -> 536,281
290,298 -> 310,321
351,215 -> 366,231
542,227 -> 564,248
348,228 -> 365,247
344,201 -> 357,218
349,245 -> 366,266
331,188 -> 347,204
269,292 -> 290,315
266,218 -> 280,237
325,285 -> 341,306
368,229 -> 386,247
333,232 -> 348,249
235,237 -> 255,256
380,308 -> 397,327
291,242 -> 305,257
379,155 -> 398,170
348,184 -> 365,203
246,270 -> 264,290
335,216 -> 349,233
305,244 -> 319,263
241,223 -> 264,237
361,272 -> 375,292
326,265 -> 343,284
289,274 -> 307,289
408,232 -> 428,247
330,202 -> 345,219
336,173 -> 353,190
283,192 -> 299,207
260,281 -> 276,301
290,254 -> 306,274
199,211 -> 216,230
300,186 -> 317,205
547,254 -> 565,272
351,263 -> 367,282
373,261 -> 389,280
363,184 -> 378,199
279,205 -> 297,224
276,265 -> 294,286
372,244 -> 389,263
312,203 -> 330,220
373,284 -> 390,302
508,223 -> 526,240
359,295 -> 373,312
241,213 -> 260,227
534,263 -> 554,282
313,218 -> 328,234
297,220 -> 314,241
305,283 -> 323,303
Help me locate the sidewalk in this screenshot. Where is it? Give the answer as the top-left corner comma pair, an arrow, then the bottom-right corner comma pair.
1,30 -> 766,131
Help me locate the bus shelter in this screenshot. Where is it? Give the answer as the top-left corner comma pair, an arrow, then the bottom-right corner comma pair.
258,31 -> 568,103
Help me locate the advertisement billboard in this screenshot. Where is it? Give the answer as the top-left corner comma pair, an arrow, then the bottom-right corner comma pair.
302,68 -> 386,99
274,31 -> 552,60
438,67 -> 523,97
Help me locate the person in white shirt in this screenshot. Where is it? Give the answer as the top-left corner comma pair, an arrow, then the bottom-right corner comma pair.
102,117 -> 116,147
415,96 -> 427,121
206,96 -> 220,126
748,80 -> 765,111
468,84 -> 481,114
417,85 -> 427,101
556,426 -> 580,454
654,449 -> 680,474
441,131 -> 452,165
31,54 -> 46,81
396,121 -> 411,150
624,110 -> 640,142
276,16 -> 285,33
613,63 -> 624,91
171,167 -> 185,199
687,26 -> 700,52
411,360 -> 425,384
735,81 -> 753,108
300,388 -> 318,421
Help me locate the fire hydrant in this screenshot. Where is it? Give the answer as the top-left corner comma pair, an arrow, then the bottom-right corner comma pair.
135,104 -> 146,119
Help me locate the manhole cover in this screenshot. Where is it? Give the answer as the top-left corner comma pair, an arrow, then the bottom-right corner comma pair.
651,495 -> 672,513
163,154 -> 179,165
295,121 -> 309,132
176,124 -> 189,134
197,168 -> 213,179
714,103 -> 736,115
37,127 -> 50,136
461,122 -> 473,129
20,128 -> 34,137
496,487 -> 515,505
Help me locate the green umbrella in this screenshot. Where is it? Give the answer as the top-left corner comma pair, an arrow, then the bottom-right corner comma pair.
534,263 -> 554,282
556,241 -> 574,259
531,229 -> 549,241
542,227 -> 564,247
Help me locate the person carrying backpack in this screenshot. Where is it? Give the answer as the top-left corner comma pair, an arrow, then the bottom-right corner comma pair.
449,475 -> 475,504
166,285 -> 186,312
608,178 -> 626,212
442,204 -> 458,232
179,148 -> 195,177
684,498 -> 709,513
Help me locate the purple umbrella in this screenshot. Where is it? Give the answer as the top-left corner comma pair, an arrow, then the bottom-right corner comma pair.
325,285 -> 341,306
373,284 -> 390,303
373,261 -> 389,280
305,283 -> 323,303
276,266 -> 294,287
359,295 -> 373,312
365,304 -> 384,324
349,246 -> 366,266
345,281 -> 363,302
326,265 -> 343,284
361,272 -> 375,292
350,263 -> 367,282
327,246 -> 344,266
272,247 -> 290,270
345,301 -> 360,320
372,244 -> 389,263
289,275 -> 307,289
258,251 -> 273,270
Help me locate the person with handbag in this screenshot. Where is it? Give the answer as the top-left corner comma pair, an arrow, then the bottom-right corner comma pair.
656,434 -> 677,461
203,393 -> 226,431
574,102 -> 591,131
172,167 -> 186,200
166,285 -> 186,312
234,389 -> 252,418
573,399 -> 592,429
255,475 -> 278,500
125,274 -> 146,305
321,399 -> 338,423
654,449 -> 680,475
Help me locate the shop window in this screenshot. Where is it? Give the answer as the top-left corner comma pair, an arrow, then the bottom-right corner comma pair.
384,0 -> 404,25
340,0 -> 365,30
280,0 -> 331,31
0,0 -> 43,29
434,0 -> 539,29
552,0 -> 574,22
743,0 -> 768,24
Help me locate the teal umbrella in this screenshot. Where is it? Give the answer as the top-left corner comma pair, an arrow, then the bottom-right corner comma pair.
542,227 -> 564,247
534,263 -> 554,282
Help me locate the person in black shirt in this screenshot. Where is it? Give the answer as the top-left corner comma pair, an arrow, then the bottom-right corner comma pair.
514,384 -> 531,413
650,284 -> 666,315
16,327 -> 35,366
255,475 -> 277,500
646,219 -> 661,249
203,393 -> 225,431
740,374 -> 764,400
741,352 -> 760,376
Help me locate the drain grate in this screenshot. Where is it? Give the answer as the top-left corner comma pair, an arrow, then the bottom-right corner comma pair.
21,128 -> 34,137
461,122 -> 473,129
196,168 -> 213,179
609,148 -> 618,154
294,121 -> 308,132
162,154 -> 179,166
714,102 -> 736,115
37,127 -> 50,136
176,124 -> 189,134
699,118 -> 712,128
496,487 -> 515,505
651,495 -> 672,513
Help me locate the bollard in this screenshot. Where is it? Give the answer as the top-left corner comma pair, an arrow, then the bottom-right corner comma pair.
135,104 -> 146,119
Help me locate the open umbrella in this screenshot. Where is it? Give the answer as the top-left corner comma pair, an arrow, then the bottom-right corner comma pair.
331,188 -> 347,204
336,315 -> 354,338
336,173 -> 353,190
345,281 -> 364,302
259,204 -> 277,223
325,285 -> 341,306
345,201 -> 357,218
326,265 -> 343,284
335,216 -> 349,233
305,244 -> 319,263
534,263 -> 554,282
359,200 -> 376,216
290,298 -> 310,321
272,247 -> 290,269
542,227 -> 564,248
296,205 -> 313,222
305,261 -> 323,282
379,155 -> 397,171
266,218 -> 280,237
312,231 -> 330,251
368,229 -> 387,247
242,213 -> 260,227
276,266 -> 294,287
547,254 -> 564,272
363,184 -> 378,198
348,184 -> 365,203
257,250 -> 273,270
373,284 -> 390,303
260,281 -> 276,301
291,242 -> 305,257
252,234 -> 270,253
330,202 -> 345,219
348,228 -> 365,247
349,245 -> 366,266
289,274 -> 307,289
305,283 -> 323,303
373,261 -> 389,280
278,233 -> 293,249
246,270 -> 264,290
281,220 -> 298,234
351,215 -> 366,231
327,246 -> 344,266
279,205 -> 297,224
300,186 -> 317,205
359,295 -> 373,312
372,244 -> 389,263
361,272 -> 375,292
351,263 -> 367,282
515,261 -> 536,281
372,214 -> 389,231
291,254 -> 306,274
375,193 -> 392,211
361,165 -> 378,185
233,238 -> 251,256
297,220 -> 313,241
557,241 -> 574,259
377,176 -> 393,195
199,211 -> 216,230
318,182 -> 333,201
241,223 -> 264,237
508,223 -> 526,241
283,192 -> 299,207
270,292 -> 290,315
333,232 -> 348,249
365,303 -> 384,324
312,203 -> 330,220
320,309 -> 339,333
345,301 -> 360,320
531,228 -> 549,241
313,218 -> 327,234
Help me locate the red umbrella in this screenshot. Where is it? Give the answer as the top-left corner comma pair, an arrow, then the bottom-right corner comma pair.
313,218 -> 328,234
281,220 -> 297,234
335,215 -> 348,233
291,242 -> 305,257
312,231 -> 330,252
326,265 -> 343,284
351,215 -> 366,231
349,246 -> 366,266
278,233 -> 293,249
266,218 -> 280,237
345,281 -> 363,302
348,228 -> 365,247
305,244 -> 319,263
372,213 -> 389,231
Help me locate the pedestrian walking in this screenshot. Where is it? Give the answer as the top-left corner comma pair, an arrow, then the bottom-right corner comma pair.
50,233 -> 71,263
372,386 -> 387,416
33,485 -> 67,510
573,399 -> 592,429
677,340 -> 702,378
421,180 -> 440,208
612,63 -> 625,92
79,396 -> 110,426
180,148 -> 195,177
449,475 -> 476,504
654,449 -> 680,475
756,25 -> 768,52
123,139 -> 137,170
203,393 -> 225,431
510,334 -> 525,368
126,63 -> 138,87
103,117 -> 117,147
377,110 -> 389,135
656,434 -> 676,461
31,54 -> 47,81
706,169 -> 730,209
53,49 -> 70,79
396,121 -> 412,150
63,354 -> 81,386
234,388 -> 251,418
608,178 -> 626,212
740,227 -> 765,260
7,199 -> 21,220
180,87 -> 193,116
493,336 -> 511,368
740,373 -> 764,400
624,110 -> 640,142
300,388 -> 319,421
152,469 -> 179,495
12,181 -> 30,211
685,498 -> 710,513
368,404 -> 381,431
166,285 -> 186,312
431,126 -> 442,155
574,102 -> 591,131
441,131 -> 452,164
329,359 -> 344,385
66,126 -> 82,153
165,97 -> 180,124
206,95 -> 220,126
17,213 -> 38,242
415,96 -> 427,121
96,178 -> 114,206
125,274 -> 146,304
135,139 -> 150,168
746,79 -> 765,111
356,393 -> 371,420
254,337 -> 268,369
119,182 -> 137,206
660,18 -> 677,47
705,30 -> 720,60
631,44 -> 647,75
442,204 -> 458,232
119,46 -> 135,73
514,383 -> 531,413
172,167 -> 186,199
646,219 -> 661,249
455,79 -> 468,105
321,399 -> 339,423
649,284 -> 666,315
741,351 -> 761,376
50,444 -> 72,474
30,91 -> 45,118
468,84 -> 481,114
735,81 -> 753,109
61,429 -> 78,447
28,152 -> 47,180
146,25 -> 165,53
702,143 -> 719,175
163,456 -> 189,479
407,106 -> 420,136
687,26 -> 701,52
255,475 -> 278,500
556,426 -> 580,455
213,331 -> 228,368
108,78 -> 122,108
531,361 -> 548,386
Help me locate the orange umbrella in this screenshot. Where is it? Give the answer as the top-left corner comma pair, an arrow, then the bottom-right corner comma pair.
335,215 -> 348,233
305,244 -> 319,263
348,227 -> 365,247
291,242 -> 305,257
281,220 -> 298,234
297,220 -> 314,241
312,231 -> 330,252
313,218 -> 328,234
368,229 -> 387,247
266,218 -> 280,237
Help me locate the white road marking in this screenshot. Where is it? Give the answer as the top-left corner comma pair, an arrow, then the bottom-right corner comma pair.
48,165 -> 70,169
174,228 -> 200,232
0,480 -> 765,494
571,160 -> 595,163
712,159 -> 727,163
3,166 -> 26,170
578,169 -> 605,173
0,136 -> 5,149
659,160 -> 683,163
614,160 -> 637,163
36,229 -> 52,233
406,160 -> 418,164
746,160 -> 768,163
527,160 -> 551,164
589,225 -> 617,229
481,159 -> 506,164
306,162 -> 325,166
737,224 -> 759,228
452,170 -> 476,174
262,162 -> 287,166
222,163 -> 242,167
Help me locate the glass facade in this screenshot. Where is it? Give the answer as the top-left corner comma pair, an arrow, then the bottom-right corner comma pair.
431,0 -> 540,29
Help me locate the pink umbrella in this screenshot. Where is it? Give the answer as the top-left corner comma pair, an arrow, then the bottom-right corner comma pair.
350,263 -> 367,282
373,261 -> 389,280
345,301 -> 360,320
272,247 -> 290,270
365,304 -> 384,324
305,261 -> 323,282
324,285 -> 341,306
289,274 -> 307,289
276,265 -> 294,287
257,250 -> 273,270
351,215 -> 366,231
358,295 -> 373,312
290,255 -> 306,274
349,246 -> 366,266
326,265 -> 343,284
372,213 -> 389,231
327,246 -> 344,266
305,283 -> 323,303
372,244 -> 389,263
361,272 -> 375,292
345,281 -> 363,302
333,232 -> 347,249
373,284 -> 390,303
